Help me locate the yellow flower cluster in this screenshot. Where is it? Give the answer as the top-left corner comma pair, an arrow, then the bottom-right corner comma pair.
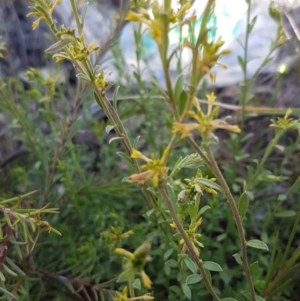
126,1 -> 192,45
173,92 -> 240,141
128,149 -> 168,186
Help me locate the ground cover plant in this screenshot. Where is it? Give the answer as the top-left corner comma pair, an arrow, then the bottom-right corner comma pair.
0,0 -> 300,300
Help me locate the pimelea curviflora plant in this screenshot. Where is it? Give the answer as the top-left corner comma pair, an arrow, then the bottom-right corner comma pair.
26,0 -> 300,300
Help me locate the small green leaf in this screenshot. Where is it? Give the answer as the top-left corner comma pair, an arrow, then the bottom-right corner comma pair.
216,233 -> 227,242
238,56 -> 246,73
185,274 -> 202,285
3,264 -> 17,276
194,178 -> 221,191
164,249 -> 174,260
165,259 -> 178,268
45,38 -> 74,53
108,136 -> 124,144
233,253 -> 242,265
133,136 -> 141,149
245,190 -> 254,200
241,290 -> 252,301
247,240 -> 269,251
198,205 -> 211,217
116,152 -> 132,166
167,183 -> 177,206
248,15 -> 257,33
287,175 -> 300,195
274,210 -> 296,218
117,269 -> 135,283
150,78 -> 168,98
174,74 -> 184,104
145,209 -> 154,217
0,285 -> 16,298
202,261 -> 223,272
113,86 -> 120,110
94,92 -> 103,109
250,261 -> 259,276
61,279 -> 75,293
222,298 -> 238,301
81,2 -> 89,27
179,90 -> 188,115
183,256 -> 197,273
169,286 -> 181,294
182,284 -> 191,300
277,194 -> 287,201
0,272 -> 5,282
203,269 -> 212,284
255,296 -> 266,301
5,257 -> 26,276
105,125 -> 115,134
238,192 -> 249,218
133,278 -> 141,290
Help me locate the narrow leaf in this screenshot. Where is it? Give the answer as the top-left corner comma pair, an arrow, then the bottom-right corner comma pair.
202,261 -> 223,272
45,38 -> 73,53
250,261 -> 259,276
108,136 -> 124,144
116,152 -> 132,166
238,56 -> 246,73
238,192 -> 249,218
0,285 -> 16,298
174,74 -> 184,104
185,274 -> 202,285
194,178 -> 221,191
274,210 -> 296,218
198,205 -> 211,217
133,136 -> 141,149
233,253 -> 242,265
179,90 -> 188,115
164,249 -> 173,260
287,175 -> 300,195
0,272 -> 5,282
247,240 -> 269,251
105,125 -> 115,134
5,257 -> 25,276
3,264 -> 17,276
165,259 -> 178,268
167,184 -> 176,207
182,284 -> 191,300
184,256 -> 197,273
241,290 -> 252,301
113,86 -> 120,110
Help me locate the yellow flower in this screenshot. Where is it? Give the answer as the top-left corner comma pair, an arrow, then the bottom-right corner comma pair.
115,241 -> 153,290
173,93 -> 241,139
141,270 -> 152,289
126,1 -> 192,45
114,287 -> 154,301
169,222 -> 177,229
129,149 -> 168,186
32,17 -> 43,30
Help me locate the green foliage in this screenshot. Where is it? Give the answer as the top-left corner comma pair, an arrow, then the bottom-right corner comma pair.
0,0 -> 299,300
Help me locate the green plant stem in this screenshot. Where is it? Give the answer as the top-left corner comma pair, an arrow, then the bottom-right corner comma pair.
128,280 -> 135,298
159,185 -> 221,301
69,0 -> 83,35
161,57 -> 180,120
181,0 -> 215,119
93,88 -> 159,210
204,146 -> 256,301
240,0 -> 252,131
247,129 -> 285,189
185,137 -> 211,167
